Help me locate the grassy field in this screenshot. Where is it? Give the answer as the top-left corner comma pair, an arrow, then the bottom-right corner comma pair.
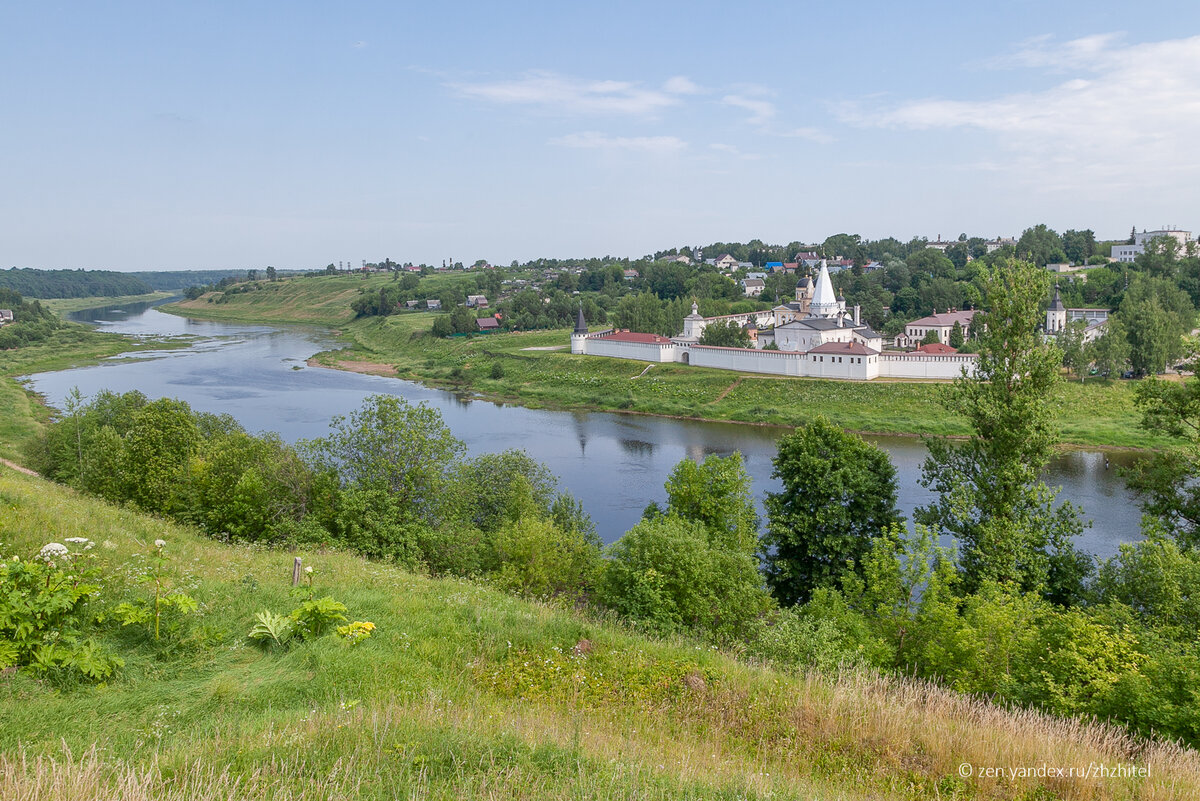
2,465 -> 1196,800
158,274 -> 1172,449
164,272 -> 480,327
39,291 -> 177,314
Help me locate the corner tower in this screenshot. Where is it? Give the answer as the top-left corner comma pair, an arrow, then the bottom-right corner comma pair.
571,304 -> 589,354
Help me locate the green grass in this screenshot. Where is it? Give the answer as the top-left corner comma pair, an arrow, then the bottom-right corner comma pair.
155,273 -> 1172,449
161,272 -> 480,327
38,291 -> 177,315
2,467 -> 1196,800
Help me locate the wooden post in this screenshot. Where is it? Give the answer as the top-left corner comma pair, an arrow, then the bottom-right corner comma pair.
292,557 -> 302,586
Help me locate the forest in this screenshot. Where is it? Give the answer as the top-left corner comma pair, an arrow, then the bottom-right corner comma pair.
0,268 -> 151,298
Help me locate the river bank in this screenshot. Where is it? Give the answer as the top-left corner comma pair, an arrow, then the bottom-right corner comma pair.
164,286 -> 1171,450
0,321 -> 192,462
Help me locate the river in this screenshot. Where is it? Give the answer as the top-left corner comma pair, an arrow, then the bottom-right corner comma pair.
24,300 -> 1144,557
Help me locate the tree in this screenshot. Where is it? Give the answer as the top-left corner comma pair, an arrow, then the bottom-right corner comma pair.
915,259 -> 1091,603
1124,376 -> 1200,549
698,320 -> 751,348
1061,229 -> 1097,264
921,329 -> 941,346
1017,224 -> 1067,267
949,321 -> 965,349
763,415 -> 903,606
663,452 -> 758,554
1118,276 -> 1194,375
120,398 -> 202,514
309,395 -> 465,526
598,515 -> 770,637
1087,318 -> 1131,377
1058,319 -> 1089,381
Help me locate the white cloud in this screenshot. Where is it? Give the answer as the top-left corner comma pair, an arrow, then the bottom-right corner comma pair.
709,143 -> 761,160
840,34 -> 1200,190
777,126 -> 835,144
451,71 -> 681,116
551,131 -> 687,154
663,76 -> 702,95
722,94 -> 776,125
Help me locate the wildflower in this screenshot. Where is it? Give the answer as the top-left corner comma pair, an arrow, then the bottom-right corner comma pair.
154,539 -> 166,549
39,542 -> 70,565
304,566 -> 313,574
65,537 -> 90,544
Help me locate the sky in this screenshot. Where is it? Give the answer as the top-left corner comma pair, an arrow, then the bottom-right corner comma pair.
3,1 -> 1200,271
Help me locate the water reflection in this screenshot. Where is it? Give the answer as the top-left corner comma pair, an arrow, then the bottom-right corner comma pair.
21,302 -> 1148,556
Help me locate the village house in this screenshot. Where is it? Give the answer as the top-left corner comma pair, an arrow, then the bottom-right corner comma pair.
466,294 -> 489,308
894,308 -> 976,348
425,299 -> 442,310
0,309 -> 13,326
741,278 -> 765,297
476,316 -> 500,333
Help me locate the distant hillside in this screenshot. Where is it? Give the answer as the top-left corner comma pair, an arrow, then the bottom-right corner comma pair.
129,269 -> 254,291
0,267 -> 150,298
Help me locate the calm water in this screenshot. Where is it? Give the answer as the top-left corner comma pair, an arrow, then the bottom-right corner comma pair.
23,301 -> 1144,556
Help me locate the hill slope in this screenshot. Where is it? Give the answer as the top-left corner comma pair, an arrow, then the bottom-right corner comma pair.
1,465 -> 1196,800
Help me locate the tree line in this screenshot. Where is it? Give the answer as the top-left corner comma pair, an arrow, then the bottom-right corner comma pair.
0,268 -> 150,299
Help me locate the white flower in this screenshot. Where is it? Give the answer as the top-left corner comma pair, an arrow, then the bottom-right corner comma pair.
304,566 -> 313,574
39,543 -> 70,564
154,539 -> 166,549
65,537 -> 90,544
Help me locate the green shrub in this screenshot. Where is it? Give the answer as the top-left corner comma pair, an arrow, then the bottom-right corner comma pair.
489,515 -> 601,600
597,515 -> 770,638
0,540 -> 122,680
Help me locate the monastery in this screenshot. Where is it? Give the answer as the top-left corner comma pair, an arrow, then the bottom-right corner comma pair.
571,263 -> 977,381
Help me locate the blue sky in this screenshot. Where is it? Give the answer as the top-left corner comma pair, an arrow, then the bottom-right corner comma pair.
3,1 -> 1200,270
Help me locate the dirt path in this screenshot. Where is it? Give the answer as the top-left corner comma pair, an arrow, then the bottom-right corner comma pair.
710,376 -> 746,404
0,458 -> 38,477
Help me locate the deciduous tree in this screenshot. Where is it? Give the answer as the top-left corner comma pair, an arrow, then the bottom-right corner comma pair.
763,415 -> 902,606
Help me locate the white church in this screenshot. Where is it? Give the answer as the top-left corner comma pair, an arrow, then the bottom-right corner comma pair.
572,262 -> 977,381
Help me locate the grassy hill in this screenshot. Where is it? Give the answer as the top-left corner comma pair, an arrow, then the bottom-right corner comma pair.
2,463 -> 1197,800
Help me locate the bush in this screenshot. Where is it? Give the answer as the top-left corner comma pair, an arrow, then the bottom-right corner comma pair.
597,515 -> 770,638
489,515 -> 601,600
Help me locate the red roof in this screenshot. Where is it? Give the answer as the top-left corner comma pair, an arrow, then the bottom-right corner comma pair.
601,330 -> 673,344
913,342 -> 957,354
809,341 -> 878,355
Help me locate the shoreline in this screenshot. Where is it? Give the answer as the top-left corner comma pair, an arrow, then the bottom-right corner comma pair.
304,355 -> 1149,454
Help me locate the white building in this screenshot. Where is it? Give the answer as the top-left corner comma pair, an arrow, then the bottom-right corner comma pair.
571,264 -> 975,381
895,309 -> 976,348
1112,228 -> 1194,263
1046,286 -> 1109,343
